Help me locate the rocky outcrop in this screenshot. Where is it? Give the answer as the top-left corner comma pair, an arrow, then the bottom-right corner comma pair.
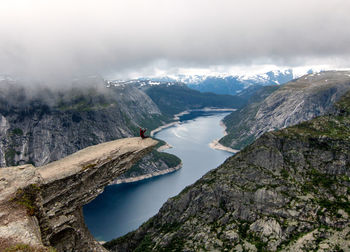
115,141 -> 182,184
106,93 -> 350,251
220,71 -> 350,149
113,163 -> 182,184
0,78 -> 163,167
0,137 -> 157,251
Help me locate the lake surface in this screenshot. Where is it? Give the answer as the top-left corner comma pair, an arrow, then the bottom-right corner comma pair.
83,111 -> 233,241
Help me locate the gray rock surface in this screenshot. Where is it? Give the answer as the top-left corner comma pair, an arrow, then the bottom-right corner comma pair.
0,137 -> 157,251
0,78 -> 162,167
106,93 -> 350,251
220,71 -> 350,149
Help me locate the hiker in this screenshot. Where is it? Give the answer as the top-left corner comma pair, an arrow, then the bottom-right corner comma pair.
139,128 -> 148,139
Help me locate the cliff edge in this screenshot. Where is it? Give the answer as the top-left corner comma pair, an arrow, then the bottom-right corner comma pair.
0,137 -> 157,251
106,94 -> 350,251
220,71 -> 350,149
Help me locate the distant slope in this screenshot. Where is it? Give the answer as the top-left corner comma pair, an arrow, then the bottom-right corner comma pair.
117,139 -> 182,182
0,78 -> 167,167
220,71 -> 350,149
142,83 -> 245,115
187,70 -> 292,95
148,69 -> 295,96
105,90 -> 350,252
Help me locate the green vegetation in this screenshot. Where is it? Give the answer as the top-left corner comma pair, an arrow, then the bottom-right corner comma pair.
122,137 -> 181,178
56,93 -> 114,111
152,150 -> 181,168
249,237 -> 268,252
334,90 -> 350,114
318,199 -> 350,216
274,90 -> 350,141
309,169 -> 336,189
280,168 -> 289,179
158,222 -> 182,233
220,133 -> 256,150
134,234 -> 155,252
54,87 -> 118,111
156,235 -> 185,251
103,230 -> 141,250
122,148 -> 181,178
104,220 -> 183,252
11,128 -> 23,135
103,232 -> 134,250
5,148 -> 16,166
237,221 -> 251,239
301,168 -> 338,194
277,115 -> 350,140
219,85 -> 280,149
12,184 -> 40,216
106,90 -> 350,251
145,85 -> 244,116
138,114 -> 172,133
277,230 -> 309,250
3,243 -> 56,252
81,163 -> 96,170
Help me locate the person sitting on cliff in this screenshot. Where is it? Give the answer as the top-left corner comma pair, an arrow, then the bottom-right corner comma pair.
140,128 -> 149,139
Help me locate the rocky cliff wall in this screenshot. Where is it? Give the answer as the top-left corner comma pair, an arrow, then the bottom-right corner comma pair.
0,78 -> 163,167
220,71 -> 350,149
0,137 -> 157,251
106,94 -> 350,251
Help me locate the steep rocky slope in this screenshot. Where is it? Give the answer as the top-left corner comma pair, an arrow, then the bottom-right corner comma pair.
0,77 -> 164,167
0,138 -> 157,252
106,92 -> 350,251
220,71 -> 350,149
187,69 -> 294,95
115,140 -> 181,183
140,83 -> 244,116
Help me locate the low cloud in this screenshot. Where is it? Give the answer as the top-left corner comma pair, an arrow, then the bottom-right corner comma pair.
1,0 -> 350,82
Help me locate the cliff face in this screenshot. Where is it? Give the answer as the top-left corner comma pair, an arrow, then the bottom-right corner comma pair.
220,71 -> 350,149
141,83 -> 243,116
114,149 -> 182,184
0,78 -> 162,167
0,137 -> 157,251
106,94 -> 350,251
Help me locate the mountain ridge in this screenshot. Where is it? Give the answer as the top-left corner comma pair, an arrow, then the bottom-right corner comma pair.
132,69 -> 295,96
106,87 -> 350,252
220,71 -> 350,150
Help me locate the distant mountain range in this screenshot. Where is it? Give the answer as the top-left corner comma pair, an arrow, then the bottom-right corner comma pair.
220,70 -> 350,149
187,69 -> 294,95
106,70 -> 350,252
134,68 -> 315,95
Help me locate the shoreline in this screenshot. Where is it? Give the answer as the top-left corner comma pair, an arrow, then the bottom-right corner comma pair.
150,121 -> 179,137
157,143 -> 173,152
125,108 -> 237,185
209,139 -> 239,154
150,107 -> 236,137
209,119 -> 239,154
112,163 -> 183,184
150,110 -> 190,137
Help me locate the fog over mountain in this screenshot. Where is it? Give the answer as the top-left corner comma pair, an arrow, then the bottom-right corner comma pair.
1,0 -> 350,84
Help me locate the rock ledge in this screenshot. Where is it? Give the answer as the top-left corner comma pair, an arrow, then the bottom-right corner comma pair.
0,137 -> 157,251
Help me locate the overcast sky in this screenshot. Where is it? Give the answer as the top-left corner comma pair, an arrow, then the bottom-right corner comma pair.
1,0 -> 350,80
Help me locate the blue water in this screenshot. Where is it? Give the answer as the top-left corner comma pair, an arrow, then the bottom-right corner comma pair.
83,111 -> 233,241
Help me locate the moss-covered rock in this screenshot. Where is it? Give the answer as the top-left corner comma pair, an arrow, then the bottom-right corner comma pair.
107,89 -> 350,251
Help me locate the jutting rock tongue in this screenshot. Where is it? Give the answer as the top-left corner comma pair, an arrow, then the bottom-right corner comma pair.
0,137 -> 157,252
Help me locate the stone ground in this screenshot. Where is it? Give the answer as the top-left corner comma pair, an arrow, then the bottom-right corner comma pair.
0,137 -> 157,251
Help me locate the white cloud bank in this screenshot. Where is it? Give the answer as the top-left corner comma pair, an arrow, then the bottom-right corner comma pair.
1,0 -> 350,81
